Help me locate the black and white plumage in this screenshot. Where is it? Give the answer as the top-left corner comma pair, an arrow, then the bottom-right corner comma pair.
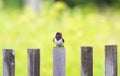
53,32 -> 64,47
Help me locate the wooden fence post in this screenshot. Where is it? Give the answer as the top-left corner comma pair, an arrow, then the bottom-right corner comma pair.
53,47 -> 66,76
3,49 -> 15,76
28,49 -> 40,76
105,45 -> 117,76
81,46 -> 93,76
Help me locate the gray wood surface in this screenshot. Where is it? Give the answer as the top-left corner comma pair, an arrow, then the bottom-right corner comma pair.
3,49 -> 15,76
81,46 -> 93,76
53,47 -> 66,76
28,49 -> 40,76
105,45 -> 117,76
25,0 -> 40,14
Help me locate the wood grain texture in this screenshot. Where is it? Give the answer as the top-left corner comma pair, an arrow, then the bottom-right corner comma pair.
105,45 -> 117,76
3,49 -> 15,76
81,46 -> 93,76
28,49 -> 40,76
53,47 -> 66,76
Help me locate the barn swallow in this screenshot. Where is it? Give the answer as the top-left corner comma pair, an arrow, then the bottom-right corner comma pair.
53,32 -> 64,47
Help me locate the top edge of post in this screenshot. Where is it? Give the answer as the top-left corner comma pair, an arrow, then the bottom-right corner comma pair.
2,49 -> 14,51
27,48 -> 40,50
53,47 -> 66,51
81,46 -> 93,48
53,47 -> 66,49
105,45 -> 117,47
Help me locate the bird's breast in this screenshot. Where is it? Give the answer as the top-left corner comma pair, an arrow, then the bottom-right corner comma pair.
54,38 -> 64,46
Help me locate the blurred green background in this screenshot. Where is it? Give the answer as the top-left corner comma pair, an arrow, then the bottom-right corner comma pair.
0,0 -> 120,76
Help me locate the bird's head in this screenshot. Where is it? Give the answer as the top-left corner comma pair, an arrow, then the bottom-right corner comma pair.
55,32 -> 62,39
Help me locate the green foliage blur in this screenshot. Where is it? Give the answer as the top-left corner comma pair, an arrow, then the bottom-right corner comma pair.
0,0 -> 120,76
1,0 -> 120,9
1,0 -> 24,9
55,0 -> 119,8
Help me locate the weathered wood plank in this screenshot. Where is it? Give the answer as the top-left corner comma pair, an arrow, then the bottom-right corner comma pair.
3,49 -> 15,76
25,0 -> 40,14
105,45 -> 117,76
81,46 -> 93,76
53,47 -> 66,76
28,49 -> 40,76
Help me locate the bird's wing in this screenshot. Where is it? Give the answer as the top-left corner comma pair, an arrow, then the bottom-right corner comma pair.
53,38 -> 57,43
62,38 -> 64,43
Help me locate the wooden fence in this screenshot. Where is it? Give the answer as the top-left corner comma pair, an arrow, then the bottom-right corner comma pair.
2,45 -> 117,76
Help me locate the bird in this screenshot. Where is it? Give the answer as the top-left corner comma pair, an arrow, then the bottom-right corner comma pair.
53,32 -> 64,47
